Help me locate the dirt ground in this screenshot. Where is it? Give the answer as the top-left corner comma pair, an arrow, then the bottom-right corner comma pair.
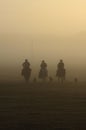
0,82 -> 86,129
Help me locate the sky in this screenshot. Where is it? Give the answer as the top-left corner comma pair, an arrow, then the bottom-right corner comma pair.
0,0 -> 86,34
0,0 -> 86,81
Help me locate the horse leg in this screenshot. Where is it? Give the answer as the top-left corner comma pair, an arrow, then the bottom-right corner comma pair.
61,78 -> 63,84
25,78 -> 28,83
61,77 -> 65,84
24,76 -> 29,84
58,77 -> 60,83
42,77 -> 46,83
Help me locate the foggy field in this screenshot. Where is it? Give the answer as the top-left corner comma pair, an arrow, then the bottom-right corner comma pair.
0,82 -> 86,129
1,0 -> 86,129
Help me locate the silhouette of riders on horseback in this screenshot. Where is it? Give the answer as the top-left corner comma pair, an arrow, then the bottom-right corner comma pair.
39,60 -> 48,80
21,59 -> 31,83
56,59 -> 66,83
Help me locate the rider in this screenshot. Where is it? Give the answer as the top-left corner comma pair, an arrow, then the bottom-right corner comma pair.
39,60 -> 48,78
22,59 -> 31,82
58,59 -> 64,70
40,60 -> 47,69
22,59 -> 30,69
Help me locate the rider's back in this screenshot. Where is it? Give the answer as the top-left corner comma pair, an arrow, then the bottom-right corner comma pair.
58,62 -> 64,70
23,61 -> 30,69
41,61 -> 47,69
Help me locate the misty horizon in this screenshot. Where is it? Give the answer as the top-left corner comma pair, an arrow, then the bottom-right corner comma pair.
1,32 -> 86,81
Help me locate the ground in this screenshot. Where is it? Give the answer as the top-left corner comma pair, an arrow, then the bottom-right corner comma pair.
0,82 -> 86,129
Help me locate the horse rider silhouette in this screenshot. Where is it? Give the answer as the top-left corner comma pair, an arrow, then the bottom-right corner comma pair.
56,59 -> 66,83
21,59 -> 31,83
39,60 -> 48,80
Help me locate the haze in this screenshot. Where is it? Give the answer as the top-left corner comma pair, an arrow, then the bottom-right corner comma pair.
0,0 -> 86,81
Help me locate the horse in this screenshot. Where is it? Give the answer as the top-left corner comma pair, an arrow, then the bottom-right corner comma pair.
21,67 -> 31,83
39,68 -> 48,81
56,68 -> 66,83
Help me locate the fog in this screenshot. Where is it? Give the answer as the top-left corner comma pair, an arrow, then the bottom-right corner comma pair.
0,0 -> 86,81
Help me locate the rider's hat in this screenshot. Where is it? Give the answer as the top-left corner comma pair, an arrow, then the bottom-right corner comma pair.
60,59 -> 63,62
25,59 -> 28,62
